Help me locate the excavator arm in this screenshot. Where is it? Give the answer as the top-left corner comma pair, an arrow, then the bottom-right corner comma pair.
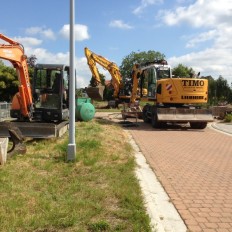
84,47 -> 123,99
84,47 -> 102,85
130,64 -> 143,103
0,34 -> 33,120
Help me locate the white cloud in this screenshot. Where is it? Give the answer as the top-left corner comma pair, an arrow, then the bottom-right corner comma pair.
159,0 -> 232,84
42,29 -> 56,40
213,24 -> 232,49
159,0 -> 232,50
176,0 -> 194,3
23,46 -> 92,88
24,47 -> 68,64
25,27 -> 41,34
133,0 -> 163,15
25,27 -> 56,40
160,0 -> 232,28
109,20 -> 133,29
169,47 -> 232,84
59,24 -> 90,41
185,25 -> 232,49
13,36 -> 42,47
74,57 -> 93,88
186,30 -> 217,48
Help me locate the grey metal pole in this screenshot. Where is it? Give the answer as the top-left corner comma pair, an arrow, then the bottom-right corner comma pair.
67,0 -> 76,160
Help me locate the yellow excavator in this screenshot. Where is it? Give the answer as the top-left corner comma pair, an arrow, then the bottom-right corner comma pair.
84,47 -> 131,104
126,60 -> 213,129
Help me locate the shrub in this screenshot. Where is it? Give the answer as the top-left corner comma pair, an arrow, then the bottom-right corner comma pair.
224,113 -> 232,122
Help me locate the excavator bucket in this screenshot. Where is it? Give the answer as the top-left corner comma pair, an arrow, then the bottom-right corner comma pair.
157,108 -> 214,122
86,85 -> 105,101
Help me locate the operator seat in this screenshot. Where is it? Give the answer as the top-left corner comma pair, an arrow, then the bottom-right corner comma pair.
52,73 -> 61,93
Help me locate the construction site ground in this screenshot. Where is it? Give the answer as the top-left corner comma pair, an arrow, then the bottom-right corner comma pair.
95,112 -> 232,232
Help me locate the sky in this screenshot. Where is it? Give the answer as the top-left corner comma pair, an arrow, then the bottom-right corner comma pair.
1,0 -> 232,88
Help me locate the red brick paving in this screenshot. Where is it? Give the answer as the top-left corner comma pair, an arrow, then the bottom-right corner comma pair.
128,123 -> 232,232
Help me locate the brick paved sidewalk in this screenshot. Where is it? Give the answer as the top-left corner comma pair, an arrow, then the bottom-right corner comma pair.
129,125 -> 232,232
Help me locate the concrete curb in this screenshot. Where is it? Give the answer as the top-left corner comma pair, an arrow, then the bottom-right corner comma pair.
210,122 -> 232,136
127,132 -> 187,232
0,137 -> 8,165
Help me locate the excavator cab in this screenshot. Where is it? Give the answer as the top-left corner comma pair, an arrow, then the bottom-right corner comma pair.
33,64 -> 69,122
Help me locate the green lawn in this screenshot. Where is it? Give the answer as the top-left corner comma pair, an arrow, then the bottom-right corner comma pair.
0,119 -> 152,232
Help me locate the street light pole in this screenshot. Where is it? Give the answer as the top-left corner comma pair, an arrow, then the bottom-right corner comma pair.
67,0 -> 76,160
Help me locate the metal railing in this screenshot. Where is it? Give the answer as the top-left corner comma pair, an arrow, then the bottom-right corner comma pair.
0,102 -> 11,121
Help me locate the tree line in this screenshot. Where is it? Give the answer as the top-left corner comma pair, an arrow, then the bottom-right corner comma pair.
0,51 -> 232,106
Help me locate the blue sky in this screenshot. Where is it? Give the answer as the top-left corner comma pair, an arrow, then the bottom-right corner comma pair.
1,0 -> 232,87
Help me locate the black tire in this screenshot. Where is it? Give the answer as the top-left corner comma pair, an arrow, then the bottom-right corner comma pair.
122,113 -> 127,120
190,122 -> 207,129
151,108 -> 160,128
151,107 -> 167,128
142,105 -> 151,123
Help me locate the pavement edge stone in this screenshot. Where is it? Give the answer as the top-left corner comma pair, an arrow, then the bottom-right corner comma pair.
126,131 -> 187,232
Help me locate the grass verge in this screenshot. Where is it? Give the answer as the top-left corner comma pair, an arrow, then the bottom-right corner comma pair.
0,119 -> 152,232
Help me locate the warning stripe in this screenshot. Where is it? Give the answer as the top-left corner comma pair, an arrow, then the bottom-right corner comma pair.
166,84 -> 172,91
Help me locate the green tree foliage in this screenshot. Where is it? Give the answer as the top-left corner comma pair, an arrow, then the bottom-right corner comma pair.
204,75 -> 232,105
215,75 -> 232,103
27,55 -> 37,85
103,86 -> 114,101
89,73 -> 114,101
172,64 -> 195,78
0,61 -> 19,101
76,88 -> 84,97
0,54 -> 36,101
120,50 -> 165,79
205,75 -> 216,105
89,73 -> 115,101
224,113 -> 232,122
27,55 -> 37,68
89,73 -> 105,87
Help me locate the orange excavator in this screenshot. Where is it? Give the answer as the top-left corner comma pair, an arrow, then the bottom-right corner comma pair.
0,33 -> 69,123
0,33 -> 33,120
0,34 -> 69,151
